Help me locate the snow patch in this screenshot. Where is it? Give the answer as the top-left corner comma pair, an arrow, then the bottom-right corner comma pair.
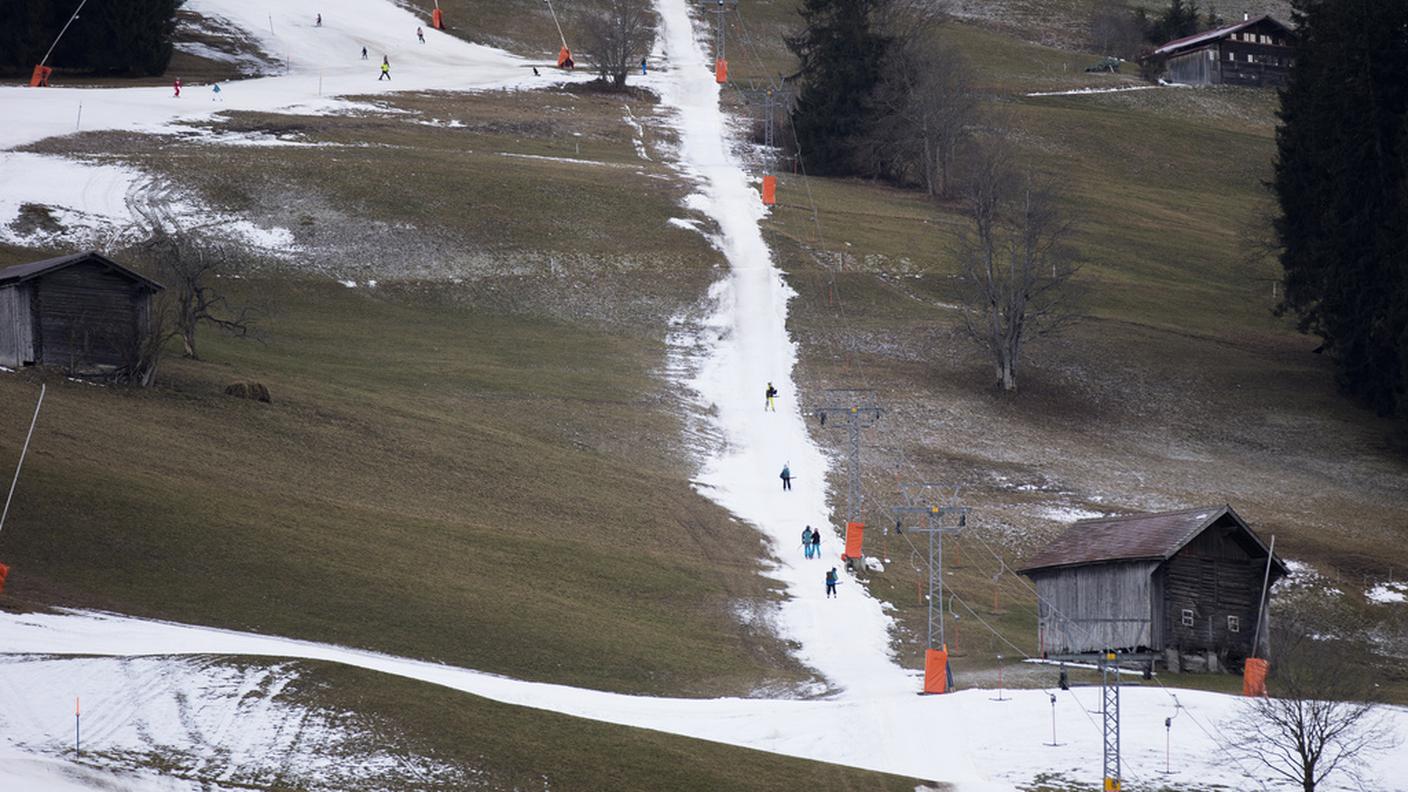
1039,505 -> 1105,522
1367,582 -> 1407,604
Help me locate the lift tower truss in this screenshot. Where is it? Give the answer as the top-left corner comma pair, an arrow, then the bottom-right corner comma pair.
812,389 -> 881,525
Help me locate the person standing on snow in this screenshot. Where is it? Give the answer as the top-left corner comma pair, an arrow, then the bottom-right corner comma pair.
379,56 -> 391,81
417,26 -> 426,43
802,526 -> 813,559
780,463 -> 792,491
211,83 -> 222,101
316,13 -> 322,26
825,568 -> 838,598
810,528 -> 821,558
640,57 -> 648,75
361,46 -> 368,60
172,77 -> 181,98
765,382 -> 777,412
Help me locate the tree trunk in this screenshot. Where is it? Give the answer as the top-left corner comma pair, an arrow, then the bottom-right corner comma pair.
182,325 -> 197,359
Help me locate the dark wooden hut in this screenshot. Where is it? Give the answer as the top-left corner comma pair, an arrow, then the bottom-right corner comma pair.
1019,505 -> 1288,672
0,251 -> 163,373
1148,15 -> 1293,87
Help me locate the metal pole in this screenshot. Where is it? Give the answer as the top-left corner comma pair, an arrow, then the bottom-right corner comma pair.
39,0 -> 91,68
0,384 -> 46,537
1251,535 -> 1276,658
75,696 -> 80,757
847,410 -> 861,524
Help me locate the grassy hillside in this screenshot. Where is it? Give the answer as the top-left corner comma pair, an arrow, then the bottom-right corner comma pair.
0,84 -> 814,700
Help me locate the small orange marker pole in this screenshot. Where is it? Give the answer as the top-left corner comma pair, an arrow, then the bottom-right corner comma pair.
715,58 -> 728,84
75,696 -> 80,756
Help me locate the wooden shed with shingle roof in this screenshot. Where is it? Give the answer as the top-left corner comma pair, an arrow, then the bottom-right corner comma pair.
0,251 -> 163,372
1019,504 -> 1288,672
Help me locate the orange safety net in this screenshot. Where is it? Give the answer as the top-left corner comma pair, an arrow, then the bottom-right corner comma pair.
1243,657 -> 1268,697
557,47 -> 574,69
761,175 -> 777,206
431,8 -> 444,29
0,561 -> 10,595
714,58 -> 728,84
843,521 -> 864,560
29,65 -> 53,87
923,647 -> 949,694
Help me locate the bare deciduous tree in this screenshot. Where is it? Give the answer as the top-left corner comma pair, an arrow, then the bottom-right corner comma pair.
133,222 -> 259,361
863,33 -> 978,198
954,143 -> 1081,392
578,0 -> 654,90
1088,0 -> 1148,60
1228,614 -> 1400,792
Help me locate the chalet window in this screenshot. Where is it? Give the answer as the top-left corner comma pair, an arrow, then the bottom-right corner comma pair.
1181,609 -> 1195,627
1228,615 -> 1241,633
1227,51 -> 1235,61
1247,53 -> 1256,63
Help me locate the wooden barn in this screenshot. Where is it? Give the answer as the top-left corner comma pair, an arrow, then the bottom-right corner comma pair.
0,251 -> 164,373
1019,505 -> 1288,673
1148,15 -> 1293,87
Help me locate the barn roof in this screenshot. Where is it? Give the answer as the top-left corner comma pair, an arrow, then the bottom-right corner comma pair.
1018,504 -> 1289,576
0,250 -> 163,291
1152,15 -> 1290,57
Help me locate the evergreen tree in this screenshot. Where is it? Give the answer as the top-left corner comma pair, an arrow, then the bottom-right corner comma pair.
79,0 -> 182,75
1274,0 -> 1408,417
786,0 -> 892,176
1,0 -> 182,76
1146,0 -> 1201,43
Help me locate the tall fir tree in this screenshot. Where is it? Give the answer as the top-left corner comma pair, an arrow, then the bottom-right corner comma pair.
785,0 -> 892,176
1274,0 -> 1408,417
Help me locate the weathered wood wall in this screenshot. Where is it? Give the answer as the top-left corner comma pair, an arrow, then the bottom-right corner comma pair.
1162,524 -> 1264,658
1035,561 -> 1158,655
32,261 -> 147,369
1167,49 -> 1215,85
0,285 -> 32,367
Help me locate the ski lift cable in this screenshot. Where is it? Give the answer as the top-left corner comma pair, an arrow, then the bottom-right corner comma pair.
39,0 -> 91,69
544,0 -> 569,50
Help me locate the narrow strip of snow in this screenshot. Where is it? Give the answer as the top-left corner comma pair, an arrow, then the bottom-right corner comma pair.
1025,85 -> 1160,97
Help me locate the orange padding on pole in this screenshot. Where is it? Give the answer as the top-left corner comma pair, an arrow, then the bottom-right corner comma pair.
715,58 -> 728,84
557,47 -> 574,69
0,561 -> 10,594
843,521 -> 864,560
924,648 -> 949,694
761,175 -> 777,206
431,8 -> 444,29
30,65 -> 53,87
1243,657 -> 1268,697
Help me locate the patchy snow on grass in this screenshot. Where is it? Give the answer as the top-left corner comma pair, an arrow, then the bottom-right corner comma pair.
0,152 -> 298,252
1368,582 -> 1408,604
1038,505 -> 1106,522
0,653 -> 463,791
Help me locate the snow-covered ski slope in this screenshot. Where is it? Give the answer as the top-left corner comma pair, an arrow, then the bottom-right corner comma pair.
0,0 -> 557,152
3,0 -> 1408,790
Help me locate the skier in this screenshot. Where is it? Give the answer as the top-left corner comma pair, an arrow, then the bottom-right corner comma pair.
361,46 -> 368,60
802,526 -> 813,559
780,463 -> 792,491
379,56 -> 391,81
810,528 -> 820,558
417,26 -> 425,43
211,82 -> 222,101
640,57 -> 648,75
172,77 -> 181,98
764,382 -> 777,411
532,66 -> 541,76
825,568 -> 838,598
316,13 -> 322,26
